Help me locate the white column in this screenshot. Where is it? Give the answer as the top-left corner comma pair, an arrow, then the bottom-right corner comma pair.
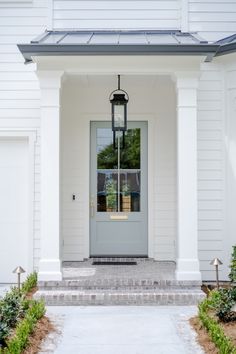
37,71 -> 64,281
174,72 -> 201,281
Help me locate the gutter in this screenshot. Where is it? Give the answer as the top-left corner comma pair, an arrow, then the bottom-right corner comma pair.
17,43 -> 220,64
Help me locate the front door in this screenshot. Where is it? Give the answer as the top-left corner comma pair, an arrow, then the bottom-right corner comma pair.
90,121 -> 148,256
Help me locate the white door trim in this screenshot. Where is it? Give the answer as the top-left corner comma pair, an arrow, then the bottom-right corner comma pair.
0,129 -> 36,276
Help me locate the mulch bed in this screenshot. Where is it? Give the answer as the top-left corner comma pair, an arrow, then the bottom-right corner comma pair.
190,316 -> 219,354
15,287 -> 55,353
23,316 -> 55,354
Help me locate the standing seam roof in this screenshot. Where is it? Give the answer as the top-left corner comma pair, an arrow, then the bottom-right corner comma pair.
17,30 -> 236,63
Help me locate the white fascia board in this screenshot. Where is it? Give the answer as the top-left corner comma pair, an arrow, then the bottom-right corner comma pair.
32,55 -> 203,74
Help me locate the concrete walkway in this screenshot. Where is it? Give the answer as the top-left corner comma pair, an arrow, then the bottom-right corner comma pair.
41,306 -> 204,354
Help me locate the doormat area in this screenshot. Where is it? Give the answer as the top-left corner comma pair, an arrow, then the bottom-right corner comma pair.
92,261 -> 137,265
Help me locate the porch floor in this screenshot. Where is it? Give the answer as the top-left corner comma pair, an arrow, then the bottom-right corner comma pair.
62,259 -> 175,281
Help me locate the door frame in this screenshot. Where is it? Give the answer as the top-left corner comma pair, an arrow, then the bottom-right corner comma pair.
81,114 -> 155,259
0,129 -> 36,278
90,120 -> 148,257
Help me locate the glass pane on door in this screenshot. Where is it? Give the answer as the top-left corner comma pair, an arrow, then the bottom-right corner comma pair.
97,171 -> 118,212
120,171 -> 140,212
96,127 -> 141,212
120,128 -> 140,169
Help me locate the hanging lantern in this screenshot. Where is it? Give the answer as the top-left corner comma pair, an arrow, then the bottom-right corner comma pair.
109,75 -> 129,132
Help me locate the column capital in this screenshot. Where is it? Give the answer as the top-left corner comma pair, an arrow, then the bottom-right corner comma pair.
172,71 -> 200,90
36,70 -> 64,90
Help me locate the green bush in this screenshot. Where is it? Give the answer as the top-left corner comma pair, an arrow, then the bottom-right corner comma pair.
4,301 -> 45,354
0,289 -> 24,329
21,272 -> 37,295
208,288 -> 236,322
198,297 -> 236,354
0,272 -> 46,354
0,323 -> 9,347
229,245 -> 236,283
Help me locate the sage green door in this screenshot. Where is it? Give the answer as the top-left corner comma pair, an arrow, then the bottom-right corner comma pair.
90,121 -> 148,256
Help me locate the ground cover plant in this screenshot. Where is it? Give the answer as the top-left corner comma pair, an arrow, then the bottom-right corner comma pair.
0,272 -> 47,354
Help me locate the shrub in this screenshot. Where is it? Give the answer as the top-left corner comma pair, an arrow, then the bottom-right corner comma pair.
0,323 -> 9,347
0,272 -> 46,354
210,287 -> 236,322
229,245 -> 236,283
198,298 -> 236,353
21,273 -> 37,295
4,301 -> 45,354
0,289 -> 24,328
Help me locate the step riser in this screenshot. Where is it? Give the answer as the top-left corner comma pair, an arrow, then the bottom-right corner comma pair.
38,281 -> 202,291
35,293 -> 205,306
39,286 -> 202,291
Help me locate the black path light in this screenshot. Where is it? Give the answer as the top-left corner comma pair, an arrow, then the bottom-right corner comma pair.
109,75 -> 129,148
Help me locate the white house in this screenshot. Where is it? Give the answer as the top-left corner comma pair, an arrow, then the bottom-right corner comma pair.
0,0 -> 236,284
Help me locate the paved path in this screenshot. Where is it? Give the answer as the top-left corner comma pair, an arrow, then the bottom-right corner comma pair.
41,306 -> 204,354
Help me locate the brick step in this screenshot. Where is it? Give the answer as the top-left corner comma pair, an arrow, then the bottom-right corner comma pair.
34,289 -> 205,306
38,279 -> 202,290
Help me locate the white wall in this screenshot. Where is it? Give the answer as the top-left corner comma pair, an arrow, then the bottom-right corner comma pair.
60,75 -> 177,261
224,55 -> 236,283
53,0 -> 181,30
188,0 -> 236,42
197,62 -> 226,280
0,139 -> 29,283
0,0 -> 48,271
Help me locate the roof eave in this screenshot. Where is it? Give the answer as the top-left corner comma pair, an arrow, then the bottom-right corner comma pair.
17,43 -> 219,63
215,42 -> 236,56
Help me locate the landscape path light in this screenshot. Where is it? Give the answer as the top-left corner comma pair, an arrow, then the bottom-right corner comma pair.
13,266 -> 26,290
210,258 -> 223,289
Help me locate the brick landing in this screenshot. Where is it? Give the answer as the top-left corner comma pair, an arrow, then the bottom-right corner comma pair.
35,259 -> 205,305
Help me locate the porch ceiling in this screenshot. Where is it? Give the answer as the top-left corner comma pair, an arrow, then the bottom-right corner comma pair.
18,30 -> 221,64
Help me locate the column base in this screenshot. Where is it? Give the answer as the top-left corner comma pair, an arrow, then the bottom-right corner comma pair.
175,258 -> 202,281
38,259 -> 62,281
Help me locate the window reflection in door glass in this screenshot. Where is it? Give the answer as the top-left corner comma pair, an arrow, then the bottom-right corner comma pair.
97,128 -> 117,169
97,172 -> 118,212
120,129 -> 140,169
120,172 -> 140,212
96,127 -> 141,212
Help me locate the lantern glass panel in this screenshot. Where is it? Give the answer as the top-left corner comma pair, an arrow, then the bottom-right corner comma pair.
113,104 -> 125,130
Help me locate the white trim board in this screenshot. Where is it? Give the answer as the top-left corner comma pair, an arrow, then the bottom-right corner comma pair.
0,129 -> 36,278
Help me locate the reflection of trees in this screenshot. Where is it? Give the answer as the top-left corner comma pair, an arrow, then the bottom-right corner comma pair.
97,129 -> 140,169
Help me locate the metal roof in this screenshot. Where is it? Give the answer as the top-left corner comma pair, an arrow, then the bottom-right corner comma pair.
215,33 -> 236,56
17,30 -> 234,63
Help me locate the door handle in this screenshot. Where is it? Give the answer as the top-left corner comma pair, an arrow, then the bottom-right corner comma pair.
90,196 -> 95,217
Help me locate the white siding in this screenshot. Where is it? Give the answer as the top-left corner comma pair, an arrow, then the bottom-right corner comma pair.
53,0 -> 181,30
197,62 -> 225,280
0,0 -> 48,270
224,62 -> 236,284
189,0 -> 236,42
